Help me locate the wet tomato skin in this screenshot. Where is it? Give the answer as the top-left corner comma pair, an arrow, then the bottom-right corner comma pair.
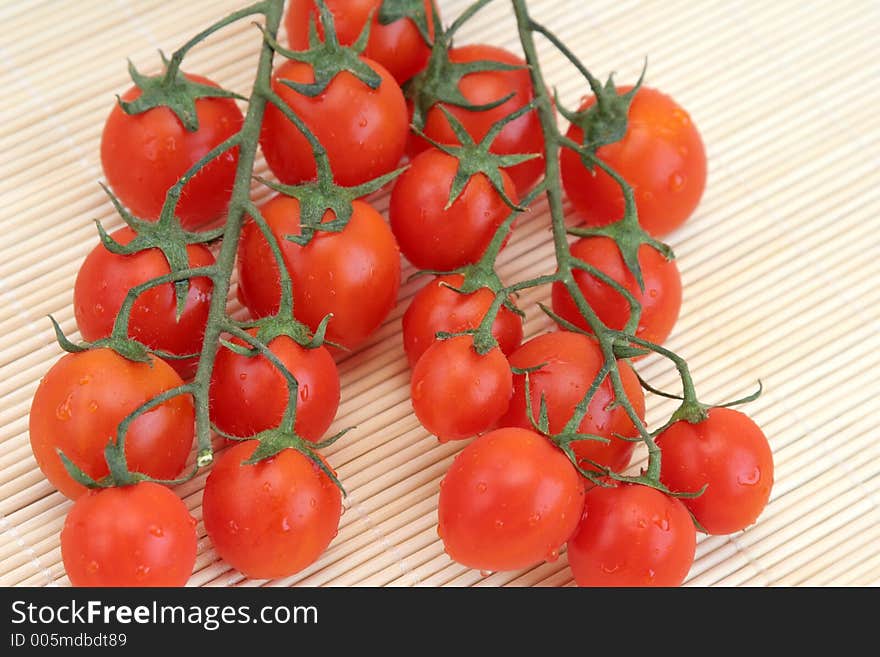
28,348 -> 194,500
202,441 -> 342,580
438,427 -> 585,572
402,274 -> 523,368
657,407 -> 774,535
567,482 -> 696,587
61,481 -> 198,587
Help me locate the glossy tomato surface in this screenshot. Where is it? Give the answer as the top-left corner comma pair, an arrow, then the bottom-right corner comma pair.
567,482 -> 696,587
237,195 -> 401,350
561,85 -> 706,237
285,0 -> 436,84
657,407 -> 774,535
438,427 -> 585,572
390,148 -> 518,271
61,482 -> 197,587
260,57 -> 407,188
411,336 -> 513,442
209,329 -> 340,442
29,349 -> 194,499
499,331 -> 646,473
202,441 -> 342,580
74,227 -> 214,379
402,274 -> 523,368
551,236 -> 682,348
101,73 -> 243,229
409,44 -> 545,194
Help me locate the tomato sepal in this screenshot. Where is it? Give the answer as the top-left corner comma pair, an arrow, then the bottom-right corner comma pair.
262,0 -> 382,96
378,0 -> 433,44
118,57 -> 245,133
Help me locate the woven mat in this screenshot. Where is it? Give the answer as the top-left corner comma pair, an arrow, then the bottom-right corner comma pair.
1,0 -> 878,587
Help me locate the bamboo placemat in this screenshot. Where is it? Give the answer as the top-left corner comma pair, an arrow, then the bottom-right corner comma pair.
1,0 -> 878,588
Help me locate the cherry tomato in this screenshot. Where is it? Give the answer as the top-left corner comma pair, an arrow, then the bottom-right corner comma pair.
73,227 -> 214,379
438,427 -> 585,572
209,329 -> 340,442
657,407 -> 774,535
101,73 -> 243,230
202,441 -> 342,580
560,85 -> 706,237
498,331 -> 646,473
29,349 -> 194,499
408,44 -> 545,194
402,274 -> 523,368
285,0 -> 437,85
390,148 -> 518,271
567,482 -> 696,587
411,336 -> 512,442
61,481 -> 197,587
551,236 -> 682,348
237,195 -> 401,350
260,57 -> 407,188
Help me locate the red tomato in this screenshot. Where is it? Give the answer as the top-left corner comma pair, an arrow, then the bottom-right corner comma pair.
61,482 -> 197,587
657,407 -> 774,535
411,336 -> 512,442
29,349 -> 194,499
73,227 -> 214,379
260,57 -> 407,188
209,329 -> 340,442
567,482 -> 696,587
100,73 -> 243,230
438,427 -> 585,572
402,274 -> 523,368
408,44 -> 545,194
285,0 -> 436,84
202,441 -> 342,580
498,331 -> 646,473
236,195 -> 401,350
560,85 -> 706,237
389,148 -> 518,271
551,236 -> 682,347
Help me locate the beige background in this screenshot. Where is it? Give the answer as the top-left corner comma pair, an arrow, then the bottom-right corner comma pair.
1,0 -> 878,586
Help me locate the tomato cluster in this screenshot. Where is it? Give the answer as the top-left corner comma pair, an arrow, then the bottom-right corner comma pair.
27,0 -> 773,589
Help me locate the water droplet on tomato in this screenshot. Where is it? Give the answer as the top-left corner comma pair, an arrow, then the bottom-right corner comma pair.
638,518 -> 648,528
149,525 -> 164,537
87,400 -> 99,413
672,109 -> 690,126
528,512 -> 541,526
668,172 -> 686,192
648,288 -> 658,298
653,513 -> 670,531
494,519 -> 504,530
239,372 -> 248,381
300,385 -> 310,402
647,568 -> 656,581
135,564 -> 151,579
78,375 -> 91,385
188,516 -> 198,527
738,467 -> 761,485
358,118 -> 368,128
476,482 -> 488,493
227,520 -> 239,534
95,303 -> 104,314
55,394 -> 73,421
309,497 -> 317,508
281,517 -> 291,532
601,562 -> 621,574
86,560 -> 100,574
546,548 -> 560,562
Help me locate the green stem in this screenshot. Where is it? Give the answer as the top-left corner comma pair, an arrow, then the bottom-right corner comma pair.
190,0 -> 285,467
511,0 -> 661,482
163,1 -> 270,82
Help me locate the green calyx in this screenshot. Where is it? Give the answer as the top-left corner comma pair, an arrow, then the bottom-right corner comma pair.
556,65 -> 644,155
419,103 -> 538,212
263,0 -> 381,97
406,2 -> 525,132
257,166 -> 405,247
49,315 -> 153,364
96,184 -> 222,319
379,0 -> 433,44
119,55 -> 245,132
